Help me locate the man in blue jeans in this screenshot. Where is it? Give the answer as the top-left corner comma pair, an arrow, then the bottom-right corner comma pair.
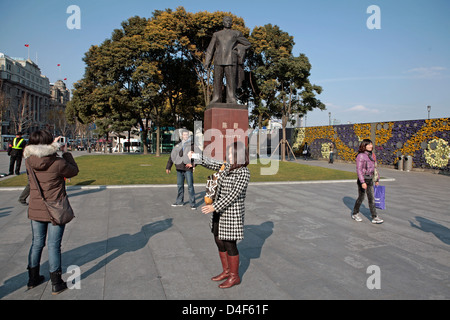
166,130 -> 196,210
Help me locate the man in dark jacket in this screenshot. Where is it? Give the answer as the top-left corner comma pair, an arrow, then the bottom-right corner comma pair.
166,130 -> 196,209
8,132 -> 26,175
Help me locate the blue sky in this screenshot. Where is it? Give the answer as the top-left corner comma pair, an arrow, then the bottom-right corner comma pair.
1,0 -> 449,126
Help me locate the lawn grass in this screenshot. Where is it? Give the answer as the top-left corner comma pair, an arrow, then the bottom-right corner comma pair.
0,154 -> 356,187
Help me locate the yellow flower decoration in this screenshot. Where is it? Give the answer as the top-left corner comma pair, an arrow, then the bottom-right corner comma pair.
375,122 -> 394,146
294,118 -> 448,168
397,118 -> 450,156
424,138 -> 450,168
301,126 -> 357,161
321,142 -> 333,159
353,123 -> 371,141
292,128 -> 306,151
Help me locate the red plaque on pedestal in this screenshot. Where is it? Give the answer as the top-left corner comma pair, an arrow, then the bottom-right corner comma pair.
203,103 -> 249,161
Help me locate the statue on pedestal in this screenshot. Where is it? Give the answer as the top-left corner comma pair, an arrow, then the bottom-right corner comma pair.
204,16 -> 251,105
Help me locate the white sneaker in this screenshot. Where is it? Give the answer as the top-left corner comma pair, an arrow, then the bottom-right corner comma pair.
351,213 -> 363,222
371,216 -> 384,224
171,203 -> 183,207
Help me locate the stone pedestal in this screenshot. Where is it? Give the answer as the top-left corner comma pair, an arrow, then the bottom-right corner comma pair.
203,103 -> 249,161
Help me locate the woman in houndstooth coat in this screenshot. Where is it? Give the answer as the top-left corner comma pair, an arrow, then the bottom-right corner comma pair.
189,141 -> 250,288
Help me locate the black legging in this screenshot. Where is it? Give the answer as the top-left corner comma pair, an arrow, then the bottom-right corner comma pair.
353,178 -> 377,218
212,214 -> 238,256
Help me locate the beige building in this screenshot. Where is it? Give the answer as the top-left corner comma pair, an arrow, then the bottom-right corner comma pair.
47,79 -> 72,139
0,53 -> 73,149
0,52 -> 52,147
50,80 -> 70,107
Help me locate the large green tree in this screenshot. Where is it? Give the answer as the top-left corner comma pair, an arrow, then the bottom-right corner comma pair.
68,16 -> 182,154
68,8 -> 324,159
249,24 -> 325,160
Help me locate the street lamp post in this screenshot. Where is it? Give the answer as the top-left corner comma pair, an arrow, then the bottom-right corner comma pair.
427,105 -> 431,119
328,112 -> 331,126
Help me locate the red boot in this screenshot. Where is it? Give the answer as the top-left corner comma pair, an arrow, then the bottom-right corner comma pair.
219,255 -> 240,288
211,251 -> 229,281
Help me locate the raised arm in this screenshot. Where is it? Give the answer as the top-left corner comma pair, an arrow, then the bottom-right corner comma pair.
188,151 -> 224,171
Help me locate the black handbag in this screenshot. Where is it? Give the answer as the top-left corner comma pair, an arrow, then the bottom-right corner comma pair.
29,169 -> 74,226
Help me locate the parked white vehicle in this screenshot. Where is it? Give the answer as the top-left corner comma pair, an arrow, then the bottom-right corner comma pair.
123,139 -> 141,152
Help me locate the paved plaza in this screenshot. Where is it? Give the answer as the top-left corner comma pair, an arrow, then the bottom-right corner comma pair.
0,151 -> 449,300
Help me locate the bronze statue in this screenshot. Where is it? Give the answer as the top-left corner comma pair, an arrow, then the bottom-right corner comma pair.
204,16 -> 251,105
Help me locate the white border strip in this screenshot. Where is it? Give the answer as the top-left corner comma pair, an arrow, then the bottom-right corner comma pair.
0,178 -> 395,191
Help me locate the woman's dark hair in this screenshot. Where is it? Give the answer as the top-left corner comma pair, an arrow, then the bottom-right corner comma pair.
358,139 -> 373,153
28,130 -> 54,145
227,141 -> 249,171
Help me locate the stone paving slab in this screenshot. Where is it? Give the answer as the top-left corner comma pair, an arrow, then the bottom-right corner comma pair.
0,154 -> 449,301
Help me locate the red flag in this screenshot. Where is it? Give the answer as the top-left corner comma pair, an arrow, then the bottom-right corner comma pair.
24,44 -> 29,47
64,78 -> 67,80
57,64 -> 61,66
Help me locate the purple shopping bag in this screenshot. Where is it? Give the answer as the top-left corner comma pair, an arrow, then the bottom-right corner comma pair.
374,185 -> 386,210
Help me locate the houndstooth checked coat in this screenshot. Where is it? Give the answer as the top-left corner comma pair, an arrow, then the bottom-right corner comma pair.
201,156 -> 250,241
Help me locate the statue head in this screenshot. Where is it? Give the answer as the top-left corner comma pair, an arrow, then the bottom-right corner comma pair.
223,16 -> 233,29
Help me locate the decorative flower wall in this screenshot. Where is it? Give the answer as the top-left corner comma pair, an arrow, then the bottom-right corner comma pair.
291,118 -> 450,171
424,138 -> 450,168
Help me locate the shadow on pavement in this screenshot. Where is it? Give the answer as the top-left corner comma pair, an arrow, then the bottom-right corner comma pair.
0,218 -> 173,299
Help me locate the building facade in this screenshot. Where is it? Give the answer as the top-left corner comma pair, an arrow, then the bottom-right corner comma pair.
0,52 -> 52,148
0,53 -> 71,149
50,80 -> 70,108
47,79 -> 71,138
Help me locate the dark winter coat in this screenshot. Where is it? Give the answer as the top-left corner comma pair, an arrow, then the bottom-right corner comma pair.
166,139 -> 195,172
